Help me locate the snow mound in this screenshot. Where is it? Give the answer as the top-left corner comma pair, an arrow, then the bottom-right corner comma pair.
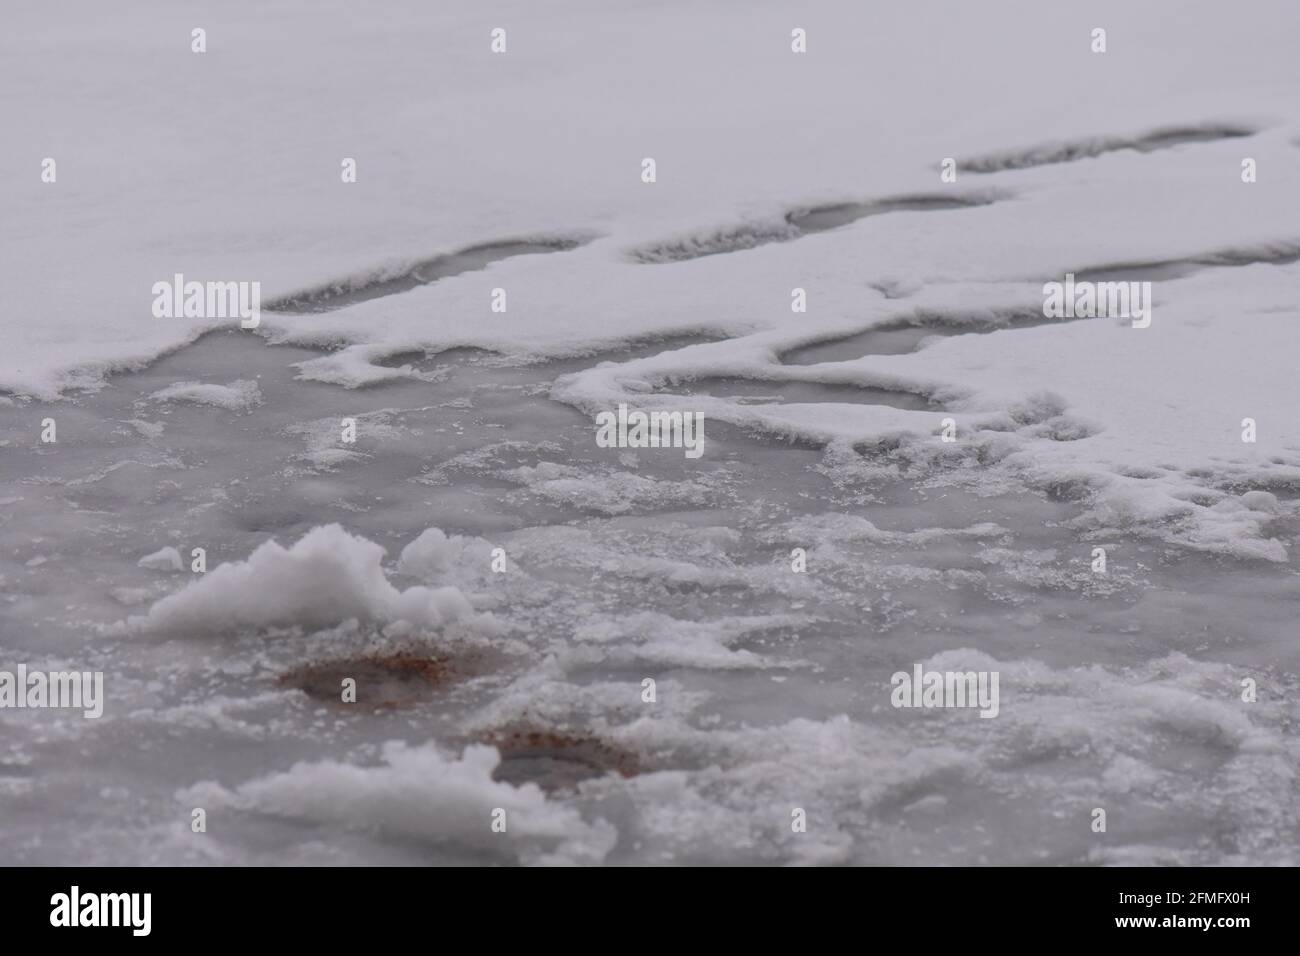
126,524 -> 489,636
397,528 -> 495,581
181,740 -> 616,866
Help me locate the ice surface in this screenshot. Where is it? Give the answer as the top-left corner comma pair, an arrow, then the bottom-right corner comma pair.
3,0 -> 1300,866
2,331 -> 1297,864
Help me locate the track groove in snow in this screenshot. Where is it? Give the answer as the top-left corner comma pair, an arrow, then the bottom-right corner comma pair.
654,376 -> 935,411
1073,241 -> 1300,283
265,236 -> 595,314
779,308 -> 1056,366
961,123 -> 1257,173
627,193 -> 1001,263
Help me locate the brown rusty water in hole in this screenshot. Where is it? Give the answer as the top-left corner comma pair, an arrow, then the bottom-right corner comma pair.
484,724 -> 643,793
278,651 -> 453,708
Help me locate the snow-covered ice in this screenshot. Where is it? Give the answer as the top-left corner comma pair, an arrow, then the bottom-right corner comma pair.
2,0 -> 1299,866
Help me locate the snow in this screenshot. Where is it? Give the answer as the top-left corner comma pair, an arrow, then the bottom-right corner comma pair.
122,524 -> 492,636
553,261 -> 1300,559
4,0 -> 1298,556
4,0 -> 1300,867
182,740 -> 617,866
567,611 -> 805,670
148,379 -> 262,411
137,546 -> 183,572
397,527 -> 495,583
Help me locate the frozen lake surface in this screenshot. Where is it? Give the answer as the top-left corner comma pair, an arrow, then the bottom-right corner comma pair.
4,0 -> 1300,867
2,332 -> 1297,865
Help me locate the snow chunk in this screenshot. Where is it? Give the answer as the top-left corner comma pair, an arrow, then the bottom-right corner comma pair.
149,379 -> 262,411
127,524 -> 488,636
109,587 -> 152,607
501,462 -> 722,515
398,528 -> 495,581
1240,490 -> 1280,513
181,740 -> 616,865
127,419 -> 165,439
567,611 -> 805,670
138,546 -> 184,572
